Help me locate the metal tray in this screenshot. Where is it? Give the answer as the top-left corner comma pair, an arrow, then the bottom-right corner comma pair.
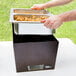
10,8 -> 51,23
14,14 -> 50,22
12,8 -> 50,14
10,8 -> 55,35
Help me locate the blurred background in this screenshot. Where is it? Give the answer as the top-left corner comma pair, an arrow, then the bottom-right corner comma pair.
0,0 -> 76,43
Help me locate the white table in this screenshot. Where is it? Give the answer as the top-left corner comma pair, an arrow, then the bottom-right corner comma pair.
0,38 -> 76,76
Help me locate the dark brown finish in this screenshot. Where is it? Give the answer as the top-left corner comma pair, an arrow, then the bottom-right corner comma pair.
12,23 -> 59,72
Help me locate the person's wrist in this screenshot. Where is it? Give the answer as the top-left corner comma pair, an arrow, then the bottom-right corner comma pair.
58,14 -> 64,23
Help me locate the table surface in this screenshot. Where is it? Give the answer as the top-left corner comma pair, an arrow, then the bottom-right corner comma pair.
0,38 -> 76,76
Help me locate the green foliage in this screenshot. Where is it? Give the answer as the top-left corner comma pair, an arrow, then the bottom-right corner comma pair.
0,0 -> 76,43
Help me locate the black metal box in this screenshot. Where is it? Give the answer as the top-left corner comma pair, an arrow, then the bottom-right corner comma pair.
11,8 -> 59,72
12,24 -> 59,72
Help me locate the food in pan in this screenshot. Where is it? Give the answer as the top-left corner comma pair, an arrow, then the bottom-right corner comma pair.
14,15 -> 49,21
14,10 -> 44,14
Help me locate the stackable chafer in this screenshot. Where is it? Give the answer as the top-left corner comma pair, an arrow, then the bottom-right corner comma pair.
10,8 -> 59,72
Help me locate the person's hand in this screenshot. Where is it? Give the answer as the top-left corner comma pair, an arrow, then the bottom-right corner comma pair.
41,15 -> 63,29
31,4 -> 45,10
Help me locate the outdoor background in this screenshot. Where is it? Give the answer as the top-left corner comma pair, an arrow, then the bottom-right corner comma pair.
0,0 -> 76,43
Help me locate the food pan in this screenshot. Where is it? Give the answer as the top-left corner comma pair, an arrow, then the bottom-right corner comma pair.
14,23 -> 55,35
10,8 -> 55,35
13,14 -> 50,23
10,8 -> 51,23
12,8 -> 50,14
